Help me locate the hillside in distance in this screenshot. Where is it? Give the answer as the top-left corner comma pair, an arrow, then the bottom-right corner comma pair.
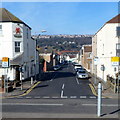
35,35 -> 92,51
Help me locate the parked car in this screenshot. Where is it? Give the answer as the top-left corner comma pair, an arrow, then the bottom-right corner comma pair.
75,67 -> 86,73
74,64 -> 82,69
53,65 -> 61,71
77,70 -> 88,79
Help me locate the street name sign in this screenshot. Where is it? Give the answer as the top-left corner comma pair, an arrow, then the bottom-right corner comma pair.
2,57 -> 9,68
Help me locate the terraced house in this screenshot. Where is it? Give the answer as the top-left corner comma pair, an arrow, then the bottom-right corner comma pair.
0,8 -> 40,88
92,14 -> 120,82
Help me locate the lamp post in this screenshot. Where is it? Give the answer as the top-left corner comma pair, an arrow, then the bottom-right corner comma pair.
34,30 -> 47,82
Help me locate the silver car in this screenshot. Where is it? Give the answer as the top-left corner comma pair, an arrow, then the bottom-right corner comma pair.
77,70 -> 88,79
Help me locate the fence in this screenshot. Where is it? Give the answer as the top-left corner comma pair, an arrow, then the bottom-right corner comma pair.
107,75 -> 120,93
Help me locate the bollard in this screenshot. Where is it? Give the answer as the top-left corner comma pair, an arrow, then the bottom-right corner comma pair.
97,82 -> 102,117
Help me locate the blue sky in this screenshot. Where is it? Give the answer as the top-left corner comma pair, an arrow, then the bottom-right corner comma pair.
2,2 -> 118,35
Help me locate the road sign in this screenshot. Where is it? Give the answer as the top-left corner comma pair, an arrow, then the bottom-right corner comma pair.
101,65 -> 105,71
2,57 -> 9,68
94,57 -> 99,65
111,57 -> 120,66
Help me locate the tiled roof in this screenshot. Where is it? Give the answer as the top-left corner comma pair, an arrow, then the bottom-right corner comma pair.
106,14 -> 120,23
84,46 -> 92,52
0,8 -> 31,29
38,47 -> 54,54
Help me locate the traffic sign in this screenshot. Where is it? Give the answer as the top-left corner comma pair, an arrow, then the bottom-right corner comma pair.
2,57 -> 9,68
111,57 -> 120,66
94,57 -> 99,65
101,65 -> 105,71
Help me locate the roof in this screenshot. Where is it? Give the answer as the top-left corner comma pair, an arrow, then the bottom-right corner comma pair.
93,14 -> 120,37
84,46 -> 92,52
38,47 -> 54,54
0,8 -> 31,29
106,14 -> 120,23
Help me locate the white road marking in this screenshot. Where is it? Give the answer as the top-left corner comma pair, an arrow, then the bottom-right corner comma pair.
62,84 -> 65,89
80,96 -> 86,98
34,96 -> 40,99
82,104 -> 118,107
70,96 -> 77,98
42,96 -> 50,98
61,90 -> 64,98
61,96 -> 68,99
50,73 -> 57,81
76,78 -> 79,84
89,96 -> 96,99
52,96 -> 59,98
3,103 -> 63,106
25,96 -> 31,99
17,96 -> 23,98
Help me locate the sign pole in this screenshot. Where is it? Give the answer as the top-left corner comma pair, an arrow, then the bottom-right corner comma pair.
117,64 -> 120,93
20,72 -> 23,90
97,82 -> 102,117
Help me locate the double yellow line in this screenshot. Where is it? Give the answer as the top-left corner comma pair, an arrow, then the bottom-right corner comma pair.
89,84 -> 97,96
2,81 -> 41,99
89,83 -> 110,98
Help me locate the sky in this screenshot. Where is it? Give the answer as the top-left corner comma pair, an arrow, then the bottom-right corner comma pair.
1,2 -> 119,35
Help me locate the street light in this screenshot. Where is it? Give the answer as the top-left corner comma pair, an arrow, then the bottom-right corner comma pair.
34,30 -> 47,83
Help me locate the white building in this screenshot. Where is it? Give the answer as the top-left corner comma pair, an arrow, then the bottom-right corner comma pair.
0,8 -> 39,82
92,14 -> 120,82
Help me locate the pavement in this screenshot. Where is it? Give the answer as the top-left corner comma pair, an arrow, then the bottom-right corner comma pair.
1,80 -> 34,98
89,73 -> 118,99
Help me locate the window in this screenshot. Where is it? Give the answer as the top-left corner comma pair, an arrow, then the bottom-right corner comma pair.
0,25 -> 2,35
27,28 -> 29,39
116,27 -> 120,37
0,25 -> 2,30
116,43 -> 120,57
15,42 -> 20,52
116,43 -> 120,49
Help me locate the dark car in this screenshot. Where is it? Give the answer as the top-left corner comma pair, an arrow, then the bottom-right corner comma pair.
53,65 -> 61,71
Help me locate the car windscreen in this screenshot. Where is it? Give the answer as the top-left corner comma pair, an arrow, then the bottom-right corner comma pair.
78,71 -> 86,73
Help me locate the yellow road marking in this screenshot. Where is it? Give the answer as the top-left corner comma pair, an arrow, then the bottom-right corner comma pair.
2,81 -> 41,99
89,84 -> 110,99
89,84 -> 97,96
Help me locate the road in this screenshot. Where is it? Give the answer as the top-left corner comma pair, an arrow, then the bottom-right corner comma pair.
2,63 -> 119,119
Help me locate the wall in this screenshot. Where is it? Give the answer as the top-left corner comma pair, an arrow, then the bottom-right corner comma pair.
96,23 -> 119,82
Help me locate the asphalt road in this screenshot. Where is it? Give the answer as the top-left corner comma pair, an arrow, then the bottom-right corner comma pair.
2,63 -> 119,119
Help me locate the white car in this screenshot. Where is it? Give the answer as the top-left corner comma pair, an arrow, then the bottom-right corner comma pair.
74,64 -> 82,69
77,70 -> 88,79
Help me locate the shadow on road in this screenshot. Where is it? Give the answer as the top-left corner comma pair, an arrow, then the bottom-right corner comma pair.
109,109 -> 120,114
100,108 -> 120,117
55,72 -> 76,79
40,71 -> 76,81
33,84 -> 49,89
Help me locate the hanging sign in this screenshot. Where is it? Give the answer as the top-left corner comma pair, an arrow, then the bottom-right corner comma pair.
14,27 -> 22,38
